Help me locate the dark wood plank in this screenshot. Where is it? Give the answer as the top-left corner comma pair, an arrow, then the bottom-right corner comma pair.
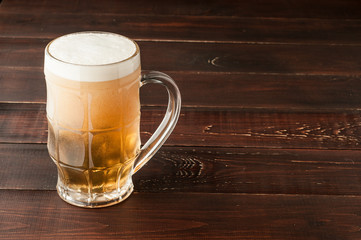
2,67 -> 361,109
2,39 -> 361,75
0,144 -> 57,190
2,0 -> 361,19
2,13 -> 361,44
1,190 -> 361,239
0,103 -> 48,144
0,67 -> 45,103
2,103 -> 361,149
3,143 -> 361,196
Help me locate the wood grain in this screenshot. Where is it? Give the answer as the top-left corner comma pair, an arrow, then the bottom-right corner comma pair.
2,67 -> 361,109
2,143 -> 361,196
2,1 -> 361,239
1,103 -> 361,149
2,0 -> 361,19
1,190 -> 361,239
2,13 -> 361,44
2,39 -> 361,75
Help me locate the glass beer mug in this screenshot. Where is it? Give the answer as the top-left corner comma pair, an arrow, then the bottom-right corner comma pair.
44,32 -> 181,208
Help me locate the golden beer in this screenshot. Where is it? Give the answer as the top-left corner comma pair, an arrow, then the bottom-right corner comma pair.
44,32 -> 181,208
45,67 -> 141,197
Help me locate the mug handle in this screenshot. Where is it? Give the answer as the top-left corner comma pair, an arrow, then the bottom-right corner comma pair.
133,71 -> 181,174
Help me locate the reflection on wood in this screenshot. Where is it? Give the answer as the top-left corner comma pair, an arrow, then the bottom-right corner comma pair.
2,144 -> 361,196
1,103 -> 361,149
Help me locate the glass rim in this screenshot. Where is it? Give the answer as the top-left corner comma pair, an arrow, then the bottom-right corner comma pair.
45,31 -> 140,67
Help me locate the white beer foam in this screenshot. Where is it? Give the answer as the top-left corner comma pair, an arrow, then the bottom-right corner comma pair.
44,32 -> 140,82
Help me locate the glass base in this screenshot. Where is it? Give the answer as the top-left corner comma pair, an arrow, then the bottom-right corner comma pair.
56,180 -> 134,208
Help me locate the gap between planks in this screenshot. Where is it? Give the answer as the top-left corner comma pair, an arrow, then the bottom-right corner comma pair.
2,35 -> 361,47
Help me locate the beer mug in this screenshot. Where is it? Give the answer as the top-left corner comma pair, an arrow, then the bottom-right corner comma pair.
44,32 -> 181,208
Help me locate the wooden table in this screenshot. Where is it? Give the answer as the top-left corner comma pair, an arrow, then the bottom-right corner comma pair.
2,0 -> 361,239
